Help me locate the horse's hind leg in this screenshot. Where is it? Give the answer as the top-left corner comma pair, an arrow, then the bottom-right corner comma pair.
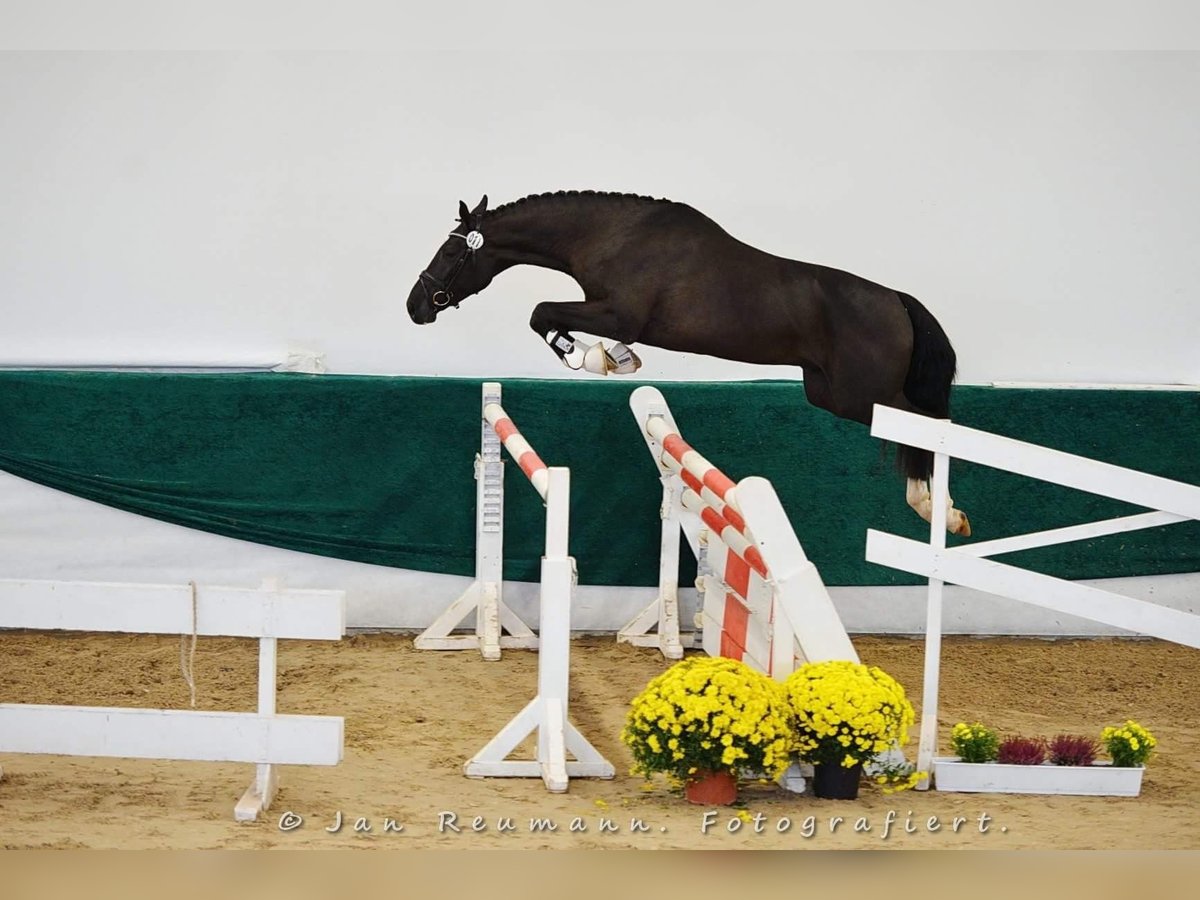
804,367 -> 967,534
841,380 -> 970,537
886,395 -> 971,537
905,475 -> 971,537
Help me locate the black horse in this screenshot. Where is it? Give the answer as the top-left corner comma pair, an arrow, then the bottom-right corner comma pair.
407,191 -> 969,535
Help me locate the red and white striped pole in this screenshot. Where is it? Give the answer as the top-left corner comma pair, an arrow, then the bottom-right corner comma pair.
645,417 -> 769,580
484,402 -> 550,500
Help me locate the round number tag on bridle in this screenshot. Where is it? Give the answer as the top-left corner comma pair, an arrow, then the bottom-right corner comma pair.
465,230 -> 484,250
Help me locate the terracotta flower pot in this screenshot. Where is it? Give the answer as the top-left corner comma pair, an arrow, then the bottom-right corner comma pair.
812,761 -> 863,800
684,769 -> 738,805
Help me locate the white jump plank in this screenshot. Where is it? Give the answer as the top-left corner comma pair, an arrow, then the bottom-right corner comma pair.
0,580 -> 345,640
865,530 -> 1200,649
0,704 -> 344,765
870,405 -> 1200,521
466,760 -> 617,778
958,511 -> 1187,559
736,477 -> 858,664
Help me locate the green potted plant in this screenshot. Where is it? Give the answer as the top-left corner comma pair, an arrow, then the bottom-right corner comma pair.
622,656 -> 793,805
1101,720 -> 1157,768
950,721 -> 1000,762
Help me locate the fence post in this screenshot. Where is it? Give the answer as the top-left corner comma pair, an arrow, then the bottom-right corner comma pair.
916,451 -> 950,789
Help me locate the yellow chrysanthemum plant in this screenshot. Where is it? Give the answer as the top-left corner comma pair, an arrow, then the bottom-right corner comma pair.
785,659 -> 923,793
622,656 -> 794,785
951,721 -> 1000,762
1101,720 -> 1157,768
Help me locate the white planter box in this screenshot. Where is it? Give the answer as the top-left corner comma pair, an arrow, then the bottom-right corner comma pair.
933,757 -> 1144,796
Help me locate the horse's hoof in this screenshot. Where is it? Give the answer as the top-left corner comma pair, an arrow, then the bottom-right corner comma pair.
951,511 -> 972,538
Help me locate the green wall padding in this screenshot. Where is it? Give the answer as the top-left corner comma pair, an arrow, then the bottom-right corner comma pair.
0,371 -> 1196,586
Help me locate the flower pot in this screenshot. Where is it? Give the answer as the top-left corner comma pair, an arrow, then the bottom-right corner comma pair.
684,769 -> 738,805
932,757 -> 1144,796
811,761 -> 863,800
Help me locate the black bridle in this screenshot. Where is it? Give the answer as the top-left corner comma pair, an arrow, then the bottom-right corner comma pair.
419,227 -> 485,309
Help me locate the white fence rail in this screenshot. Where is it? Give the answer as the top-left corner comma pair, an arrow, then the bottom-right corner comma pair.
865,405 -> 1200,787
0,577 -> 345,819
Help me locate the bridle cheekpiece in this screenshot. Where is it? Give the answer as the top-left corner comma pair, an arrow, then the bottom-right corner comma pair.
419,225 -> 485,310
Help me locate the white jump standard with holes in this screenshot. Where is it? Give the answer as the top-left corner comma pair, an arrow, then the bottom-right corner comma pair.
0,577 -> 346,820
414,382 -> 538,660
865,404 -> 1200,790
625,386 -> 858,674
451,382 -> 615,792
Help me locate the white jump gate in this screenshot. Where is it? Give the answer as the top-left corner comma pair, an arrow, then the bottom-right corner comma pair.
624,386 -> 857,675
418,382 -> 614,792
866,404 -> 1200,788
0,577 -> 345,820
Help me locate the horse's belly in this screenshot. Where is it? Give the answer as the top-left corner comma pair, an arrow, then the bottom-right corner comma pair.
638,307 -> 810,367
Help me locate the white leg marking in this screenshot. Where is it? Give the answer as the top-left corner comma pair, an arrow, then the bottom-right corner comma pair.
907,478 -> 971,537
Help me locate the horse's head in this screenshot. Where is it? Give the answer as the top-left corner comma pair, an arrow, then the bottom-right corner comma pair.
407,195 -> 497,324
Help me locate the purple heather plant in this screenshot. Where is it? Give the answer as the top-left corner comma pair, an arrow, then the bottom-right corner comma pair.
996,736 -> 1047,765
1048,733 -> 1099,767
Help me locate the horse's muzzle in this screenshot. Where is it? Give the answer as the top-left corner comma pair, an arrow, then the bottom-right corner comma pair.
406,284 -> 437,325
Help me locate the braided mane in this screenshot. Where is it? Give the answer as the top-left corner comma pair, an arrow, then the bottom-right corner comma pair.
486,190 -> 673,218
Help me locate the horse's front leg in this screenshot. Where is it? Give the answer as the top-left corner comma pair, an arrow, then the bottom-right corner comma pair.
906,478 -> 972,537
529,300 -> 644,375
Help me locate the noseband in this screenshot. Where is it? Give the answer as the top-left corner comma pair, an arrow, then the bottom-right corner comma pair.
419,229 -> 485,309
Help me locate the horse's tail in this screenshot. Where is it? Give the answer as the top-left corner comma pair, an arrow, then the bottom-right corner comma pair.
894,291 -> 957,481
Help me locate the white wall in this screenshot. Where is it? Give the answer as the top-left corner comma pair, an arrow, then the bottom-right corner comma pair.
2,29 -> 1198,634
2,50 -> 1198,383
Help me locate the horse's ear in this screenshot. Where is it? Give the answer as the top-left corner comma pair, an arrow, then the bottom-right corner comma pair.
457,200 -> 470,222
472,195 -> 489,215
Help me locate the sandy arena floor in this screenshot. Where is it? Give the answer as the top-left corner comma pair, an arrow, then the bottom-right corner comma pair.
1,631 -> 1198,849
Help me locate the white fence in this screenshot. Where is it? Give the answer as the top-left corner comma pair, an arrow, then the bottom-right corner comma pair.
0,577 -> 346,819
865,405 -> 1200,786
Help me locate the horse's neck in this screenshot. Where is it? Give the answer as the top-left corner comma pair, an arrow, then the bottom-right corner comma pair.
484,202 -> 615,276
